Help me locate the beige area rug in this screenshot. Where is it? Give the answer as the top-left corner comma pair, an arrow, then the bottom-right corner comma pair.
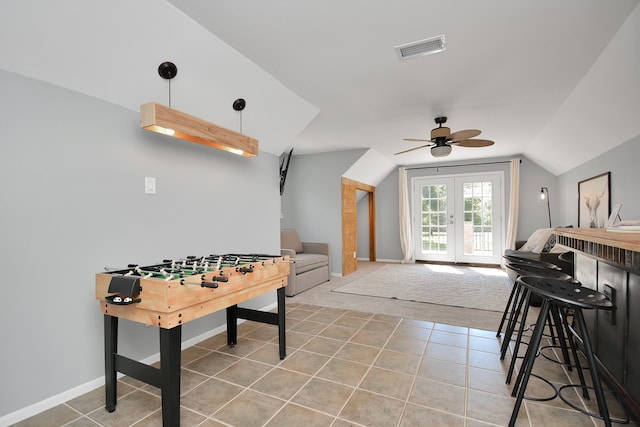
333,263 -> 511,312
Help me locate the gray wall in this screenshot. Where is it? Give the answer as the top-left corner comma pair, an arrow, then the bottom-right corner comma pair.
356,139 -> 640,263
557,137 -> 640,226
516,156 -> 563,232
357,169 -> 401,261
285,140 -> 639,270
362,156 -> 558,261
280,149 -> 367,274
0,70 -> 281,418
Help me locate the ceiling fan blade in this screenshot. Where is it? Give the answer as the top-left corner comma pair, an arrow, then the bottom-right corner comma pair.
403,138 -> 432,142
453,139 -> 495,147
450,129 -> 481,141
394,144 -> 432,155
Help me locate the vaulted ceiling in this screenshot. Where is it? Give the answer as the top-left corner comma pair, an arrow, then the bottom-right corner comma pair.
2,1 -> 639,176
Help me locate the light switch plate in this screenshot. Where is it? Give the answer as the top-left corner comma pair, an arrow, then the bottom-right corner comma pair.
145,177 -> 156,194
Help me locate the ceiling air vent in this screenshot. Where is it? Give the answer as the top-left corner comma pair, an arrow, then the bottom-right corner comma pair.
395,35 -> 446,60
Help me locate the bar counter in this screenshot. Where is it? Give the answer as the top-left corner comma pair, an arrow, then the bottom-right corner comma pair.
555,227 -> 640,272
555,227 -> 640,415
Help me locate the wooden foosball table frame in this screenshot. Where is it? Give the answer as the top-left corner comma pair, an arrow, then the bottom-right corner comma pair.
95,254 -> 290,426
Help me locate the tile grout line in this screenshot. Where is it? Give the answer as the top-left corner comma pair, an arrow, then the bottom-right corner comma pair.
330,333 -> 390,425
395,317 -> 434,427
258,307 -> 349,426
206,305 -> 374,426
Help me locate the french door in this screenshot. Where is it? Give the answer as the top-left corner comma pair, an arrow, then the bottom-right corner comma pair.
412,173 -> 503,264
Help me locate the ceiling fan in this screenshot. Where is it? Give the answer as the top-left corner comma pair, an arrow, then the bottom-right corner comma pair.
395,116 -> 494,157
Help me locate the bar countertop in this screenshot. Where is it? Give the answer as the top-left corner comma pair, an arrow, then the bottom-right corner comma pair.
554,227 -> 640,271
555,227 -> 640,252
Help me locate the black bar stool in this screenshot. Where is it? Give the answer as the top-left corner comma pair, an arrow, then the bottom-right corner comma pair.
500,262 -> 577,384
503,254 -> 563,269
557,251 -> 575,276
509,276 -> 624,427
497,256 -> 563,338
502,255 -> 563,302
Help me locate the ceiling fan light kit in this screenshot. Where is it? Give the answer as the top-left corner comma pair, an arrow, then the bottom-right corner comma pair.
395,116 -> 494,158
141,62 -> 258,157
431,144 -> 452,157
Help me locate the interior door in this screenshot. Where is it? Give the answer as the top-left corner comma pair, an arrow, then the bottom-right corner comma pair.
413,173 -> 502,264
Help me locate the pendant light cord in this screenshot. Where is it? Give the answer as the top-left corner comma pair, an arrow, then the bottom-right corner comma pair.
157,62 -> 177,107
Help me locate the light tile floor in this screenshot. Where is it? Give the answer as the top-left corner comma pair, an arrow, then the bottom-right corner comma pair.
11,303 -> 637,426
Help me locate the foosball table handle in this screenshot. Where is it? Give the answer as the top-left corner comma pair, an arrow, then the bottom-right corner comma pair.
236,266 -> 254,274
201,282 -> 218,289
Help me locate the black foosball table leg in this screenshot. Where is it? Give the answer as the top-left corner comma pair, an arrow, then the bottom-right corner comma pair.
104,314 -> 118,412
277,287 -> 286,360
226,305 -> 238,347
159,326 -> 182,427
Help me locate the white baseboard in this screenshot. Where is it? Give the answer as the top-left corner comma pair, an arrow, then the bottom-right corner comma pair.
0,378 -> 105,427
0,301 -> 278,427
355,257 -> 403,263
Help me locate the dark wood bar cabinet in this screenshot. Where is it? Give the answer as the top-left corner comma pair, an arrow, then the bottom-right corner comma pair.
555,228 -> 640,414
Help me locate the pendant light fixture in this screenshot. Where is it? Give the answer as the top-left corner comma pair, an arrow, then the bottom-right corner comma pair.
140,62 -> 258,157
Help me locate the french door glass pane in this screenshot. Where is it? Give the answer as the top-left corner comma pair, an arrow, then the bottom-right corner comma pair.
463,181 -> 493,256
421,184 -> 447,254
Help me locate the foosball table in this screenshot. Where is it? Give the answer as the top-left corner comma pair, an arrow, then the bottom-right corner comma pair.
95,253 -> 290,426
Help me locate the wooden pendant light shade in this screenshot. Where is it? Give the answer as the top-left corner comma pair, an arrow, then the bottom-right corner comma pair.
140,62 -> 258,157
140,102 -> 258,157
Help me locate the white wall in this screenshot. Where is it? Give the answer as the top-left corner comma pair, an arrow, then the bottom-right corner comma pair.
343,148 -> 396,187
0,70 -> 281,420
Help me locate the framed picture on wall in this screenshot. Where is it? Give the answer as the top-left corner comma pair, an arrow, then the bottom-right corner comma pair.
578,172 -> 610,228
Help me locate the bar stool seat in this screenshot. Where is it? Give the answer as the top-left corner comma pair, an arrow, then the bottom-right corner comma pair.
499,261 -> 574,340
498,256 -> 565,338
500,261 -> 574,344
503,254 -> 563,270
503,255 -> 565,309
509,276 -> 625,427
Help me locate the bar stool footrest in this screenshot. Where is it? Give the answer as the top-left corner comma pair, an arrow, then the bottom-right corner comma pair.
522,374 -> 558,402
539,345 -> 578,370
558,384 -> 629,424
